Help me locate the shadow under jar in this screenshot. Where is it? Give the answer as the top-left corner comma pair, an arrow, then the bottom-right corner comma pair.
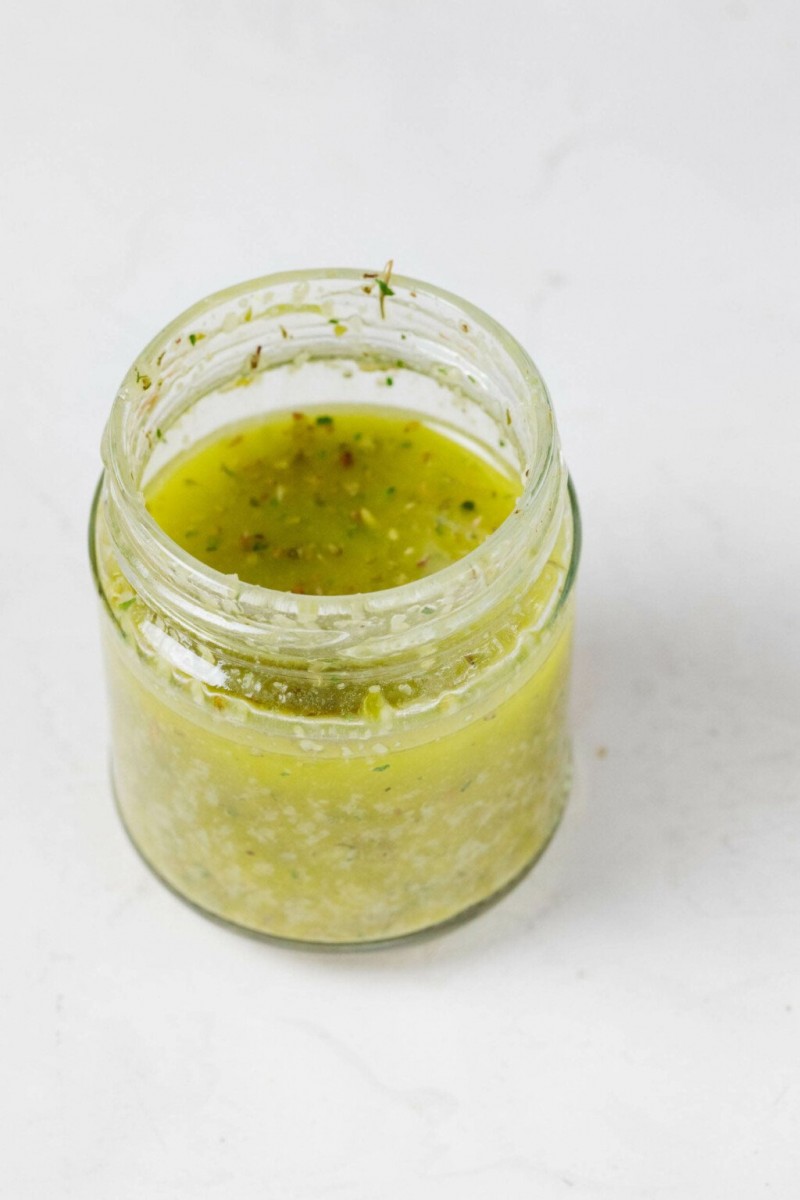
90,269 -> 581,947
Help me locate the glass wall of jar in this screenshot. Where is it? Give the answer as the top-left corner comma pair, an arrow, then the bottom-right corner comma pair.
90,269 -> 580,946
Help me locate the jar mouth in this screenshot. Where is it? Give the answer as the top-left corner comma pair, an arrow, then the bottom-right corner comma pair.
99,268 -> 570,658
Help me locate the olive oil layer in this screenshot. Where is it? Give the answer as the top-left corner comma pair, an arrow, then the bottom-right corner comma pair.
146,408 -> 518,594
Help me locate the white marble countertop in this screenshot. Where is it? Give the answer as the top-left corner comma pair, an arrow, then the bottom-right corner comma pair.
2,2 -> 799,1196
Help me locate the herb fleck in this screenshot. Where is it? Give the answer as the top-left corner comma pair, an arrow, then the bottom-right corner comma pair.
372,764 -> 390,772
362,259 -> 395,318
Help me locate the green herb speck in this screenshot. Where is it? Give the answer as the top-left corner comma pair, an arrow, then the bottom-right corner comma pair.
316,415 -> 334,425
460,500 -> 476,511
372,763 -> 391,772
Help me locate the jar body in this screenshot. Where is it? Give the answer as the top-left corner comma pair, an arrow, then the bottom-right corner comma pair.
92,270 -> 580,946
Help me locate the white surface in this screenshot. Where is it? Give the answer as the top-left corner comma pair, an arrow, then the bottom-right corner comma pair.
1,2 -> 799,1196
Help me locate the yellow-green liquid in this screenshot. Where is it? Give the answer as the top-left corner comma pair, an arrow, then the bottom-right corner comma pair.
98,404 -> 575,943
146,408 -> 518,593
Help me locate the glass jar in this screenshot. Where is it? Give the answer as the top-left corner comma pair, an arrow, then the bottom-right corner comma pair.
90,269 -> 580,947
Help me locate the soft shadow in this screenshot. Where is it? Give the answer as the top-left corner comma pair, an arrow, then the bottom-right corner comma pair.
278,582 -> 797,978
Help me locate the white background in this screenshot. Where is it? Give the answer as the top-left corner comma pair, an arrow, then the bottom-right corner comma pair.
1,2 -> 799,1196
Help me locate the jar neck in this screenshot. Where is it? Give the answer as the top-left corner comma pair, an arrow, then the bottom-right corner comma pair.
100,269 -> 568,666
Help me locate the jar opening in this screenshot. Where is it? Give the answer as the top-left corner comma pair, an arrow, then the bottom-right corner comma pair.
99,269 -> 569,661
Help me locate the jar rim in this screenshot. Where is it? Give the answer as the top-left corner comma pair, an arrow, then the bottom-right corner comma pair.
98,268 -> 571,658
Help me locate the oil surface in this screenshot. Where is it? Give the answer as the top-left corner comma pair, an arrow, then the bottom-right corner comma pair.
146,408 -> 518,594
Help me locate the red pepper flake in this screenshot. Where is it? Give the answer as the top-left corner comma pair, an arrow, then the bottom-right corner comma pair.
292,411 -> 305,421
339,448 -> 354,468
